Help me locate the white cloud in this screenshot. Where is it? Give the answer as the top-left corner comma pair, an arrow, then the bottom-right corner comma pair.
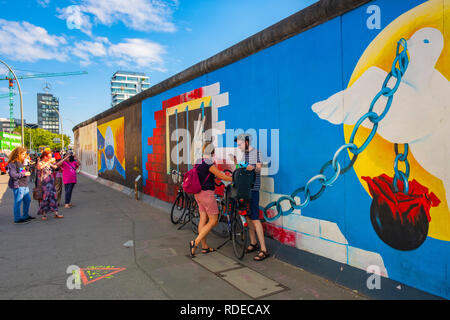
58,0 -> 177,36
70,37 -> 167,70
0,18 -> 168,71
108,38 -> 167,70
37,0 -> 50,8
0,19 -> 68,62
72,38 -> 109,66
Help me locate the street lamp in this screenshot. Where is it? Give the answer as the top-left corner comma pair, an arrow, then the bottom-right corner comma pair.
48,105 -> 64,151
0,59 -> 24,146
24,124 -> 34,152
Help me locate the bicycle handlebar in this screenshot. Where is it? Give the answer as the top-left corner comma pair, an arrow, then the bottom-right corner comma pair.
171,170 -> 183,177
215,169 -> 233,186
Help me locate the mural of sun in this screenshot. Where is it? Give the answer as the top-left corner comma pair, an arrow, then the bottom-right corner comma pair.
344,0 -> 450,241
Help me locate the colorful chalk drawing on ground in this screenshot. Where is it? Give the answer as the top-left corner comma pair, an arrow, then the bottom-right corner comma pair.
79,266 -> 126,285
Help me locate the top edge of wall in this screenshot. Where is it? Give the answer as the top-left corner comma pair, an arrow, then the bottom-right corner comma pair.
73,0 -> 371,132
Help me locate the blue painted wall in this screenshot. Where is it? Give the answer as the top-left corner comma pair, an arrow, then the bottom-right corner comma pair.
141,0 -> 450,298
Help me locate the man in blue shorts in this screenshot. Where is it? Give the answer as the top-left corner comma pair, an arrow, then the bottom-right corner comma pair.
232,134 -> 269,261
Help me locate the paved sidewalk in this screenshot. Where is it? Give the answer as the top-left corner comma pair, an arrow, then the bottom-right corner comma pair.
0,174 -> 367,300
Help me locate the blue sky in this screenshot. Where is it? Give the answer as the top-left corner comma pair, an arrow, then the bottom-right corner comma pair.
0,0 -> 317,141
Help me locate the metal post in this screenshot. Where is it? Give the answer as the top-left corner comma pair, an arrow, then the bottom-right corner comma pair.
135,175 -> 142,200
49,105 -> 64,151
25,124 -> 33,153
0,59 -> 24,146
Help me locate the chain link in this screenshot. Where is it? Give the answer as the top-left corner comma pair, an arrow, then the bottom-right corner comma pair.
262,38 -> 410,222
393,143 -> 410,194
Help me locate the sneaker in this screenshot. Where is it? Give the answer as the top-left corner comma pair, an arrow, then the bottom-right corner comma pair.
25,216 -> 36,221
14,219 -> 31,224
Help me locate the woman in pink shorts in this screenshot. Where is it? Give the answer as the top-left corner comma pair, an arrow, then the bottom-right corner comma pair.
189,142 -> 232,257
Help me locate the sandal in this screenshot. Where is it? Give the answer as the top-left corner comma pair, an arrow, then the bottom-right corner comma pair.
54,213 -> 64,219
253,250 -> 269,261
189,240 -> 197,257
41,215 -> 47,221
201,247 -> 217,254
245,243 -> 259,253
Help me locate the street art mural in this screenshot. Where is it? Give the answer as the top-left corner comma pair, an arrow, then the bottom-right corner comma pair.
72,0 -> 450,298
139,0 -> 450,298
75,121 -> 97,177
312,1 -> 450,252
142,83 -> 230,202
97,117 -> 126,180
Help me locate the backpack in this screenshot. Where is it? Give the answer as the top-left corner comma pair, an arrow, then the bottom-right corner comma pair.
182,160 -> 211,195
230,167 -> 255,201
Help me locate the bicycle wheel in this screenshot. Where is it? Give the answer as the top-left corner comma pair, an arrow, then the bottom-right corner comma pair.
232,213 -> 249,260
212,201 -> 229,238
170,192 -> 185,224
190,199 -> 200,234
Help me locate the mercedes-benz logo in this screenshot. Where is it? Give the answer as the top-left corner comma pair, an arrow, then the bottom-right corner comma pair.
43,82 -> 51,92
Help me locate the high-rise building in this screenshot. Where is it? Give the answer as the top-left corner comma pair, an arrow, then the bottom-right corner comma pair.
0,117 -> 24,133
37,93 -> 60,134
111,71 -> 150,106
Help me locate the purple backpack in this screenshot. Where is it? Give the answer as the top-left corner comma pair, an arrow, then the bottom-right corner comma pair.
182,160 -> 211,194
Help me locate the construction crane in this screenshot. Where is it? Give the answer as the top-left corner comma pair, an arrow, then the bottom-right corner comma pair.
0,93 -> 14,99
0,70 -> 87,133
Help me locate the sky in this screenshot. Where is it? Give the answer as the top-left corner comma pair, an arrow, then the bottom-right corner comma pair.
0,0 -> 318,142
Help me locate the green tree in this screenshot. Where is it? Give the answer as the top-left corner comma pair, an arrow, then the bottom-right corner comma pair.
15,127 -> 71,152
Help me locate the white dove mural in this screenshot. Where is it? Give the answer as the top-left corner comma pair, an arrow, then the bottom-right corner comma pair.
311,27 -> 450,211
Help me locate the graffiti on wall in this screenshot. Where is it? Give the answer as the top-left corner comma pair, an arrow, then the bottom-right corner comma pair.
97,117 -> 126,180
76,121 -> 98,177
115,0 -> 450,298
142,83 -> 230,202
165,97 -> 213,175
311,0 -> 450,250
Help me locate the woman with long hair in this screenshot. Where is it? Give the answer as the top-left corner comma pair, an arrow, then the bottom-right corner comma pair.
36,150 -> 63,220
6,147 -> 33,224
189,142 -> 232,257
56,151 -> 80,209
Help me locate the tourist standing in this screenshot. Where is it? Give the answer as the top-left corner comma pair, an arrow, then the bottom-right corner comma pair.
6,147 -> 34,224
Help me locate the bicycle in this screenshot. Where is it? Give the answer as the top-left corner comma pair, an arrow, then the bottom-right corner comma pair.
216,182 -> 250,260
211,169 -> 233,238
170,170 -> 201,233
170,170 -> 186,224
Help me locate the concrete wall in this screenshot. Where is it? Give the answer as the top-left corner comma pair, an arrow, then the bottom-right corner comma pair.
74,121 -> 97,178
97,102 -> 142,189
74,0 -> 450,299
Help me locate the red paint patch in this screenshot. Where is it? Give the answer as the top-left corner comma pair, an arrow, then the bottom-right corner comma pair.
162,88 -> 204,109
263,223 -> 296,247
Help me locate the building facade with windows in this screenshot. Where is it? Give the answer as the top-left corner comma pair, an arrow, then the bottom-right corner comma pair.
111,71 -> 150,107
0,117 -> 23,133
37,93 -> 60,134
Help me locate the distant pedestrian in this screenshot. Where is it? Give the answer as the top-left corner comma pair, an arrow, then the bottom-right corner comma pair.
28,155 -> 36,183
53,150 -> 63,206
37,150 -> 63,220
57,152 -> 80,209
6,147 -> 34,224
